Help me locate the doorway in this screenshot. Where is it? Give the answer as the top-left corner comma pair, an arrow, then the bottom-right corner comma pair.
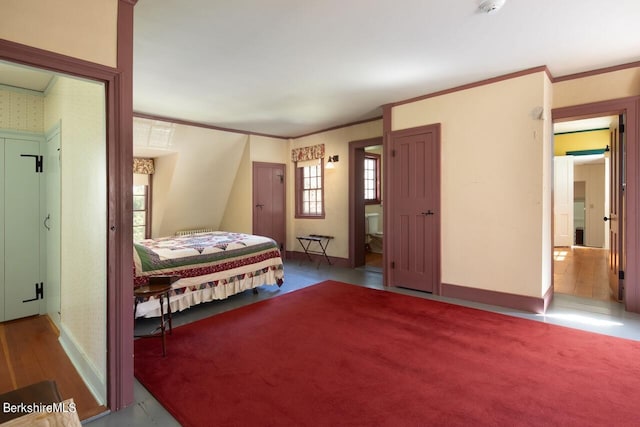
252,162 -> 286,251
349,137 -> 383,270
553,116 -> 615,301
0,59 -> 108,417
552,100 -> 637,308
386,124 -> 441,293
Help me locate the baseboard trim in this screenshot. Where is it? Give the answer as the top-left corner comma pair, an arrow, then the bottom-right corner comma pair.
59,325 -> 106,405
441,283 -> 548,314
285,251 -> 351,268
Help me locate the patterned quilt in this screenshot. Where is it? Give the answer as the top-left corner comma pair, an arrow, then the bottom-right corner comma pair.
133,231 -> 284,287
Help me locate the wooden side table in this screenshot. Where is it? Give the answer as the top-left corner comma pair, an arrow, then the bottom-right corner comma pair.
134,275 -> 179,356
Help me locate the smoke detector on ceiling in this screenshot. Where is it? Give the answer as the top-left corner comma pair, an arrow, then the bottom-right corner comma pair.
478,0 -> 506,14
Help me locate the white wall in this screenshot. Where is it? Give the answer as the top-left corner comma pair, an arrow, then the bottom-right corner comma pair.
392,71 -> 549,298
220,134 -> 289,234
44,75 -> 107,403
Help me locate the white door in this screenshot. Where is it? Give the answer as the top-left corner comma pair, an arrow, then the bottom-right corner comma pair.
554,156 -> 575,247
45,129 -> 61,327
4,138 -> 42,321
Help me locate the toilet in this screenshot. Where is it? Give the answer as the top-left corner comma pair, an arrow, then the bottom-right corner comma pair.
365,213 -> 383,253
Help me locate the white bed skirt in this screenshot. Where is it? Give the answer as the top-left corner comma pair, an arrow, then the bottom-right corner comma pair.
135,262 -> 283,318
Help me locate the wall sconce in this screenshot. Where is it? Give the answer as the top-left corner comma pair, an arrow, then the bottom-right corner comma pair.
326,155 -> 339,169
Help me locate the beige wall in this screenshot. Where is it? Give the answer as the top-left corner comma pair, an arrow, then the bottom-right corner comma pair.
44,75 -> 107,403
541,73 -> 554,297
553,66 -> 640,109
149,119 -> 383,260
393,72 -> 549,298
220,135 -> 289,234
220,142 -> 252,233
0,0 -> 118,68
149,123 -> 248,237
289,120 -> 383,259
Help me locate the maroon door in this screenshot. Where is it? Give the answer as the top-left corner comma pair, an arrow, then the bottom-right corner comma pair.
253,162 -> 286,251
389,124 -> 441,293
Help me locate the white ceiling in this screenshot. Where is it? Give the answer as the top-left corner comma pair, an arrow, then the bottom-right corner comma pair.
553,116 -> 618,134
0,61 -> 54,92
133,0 -> 640,137
1,2 -> 638,138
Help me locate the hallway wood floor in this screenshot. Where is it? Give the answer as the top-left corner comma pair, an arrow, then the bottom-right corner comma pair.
0,315 -> 105,421
365,252 -> 383,268
554,246 -> 615,301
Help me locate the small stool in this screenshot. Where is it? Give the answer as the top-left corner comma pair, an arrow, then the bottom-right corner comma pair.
134,275 -> 179,356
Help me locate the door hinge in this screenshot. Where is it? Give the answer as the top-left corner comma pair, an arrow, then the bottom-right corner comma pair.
22,282 -> 44,303
391,149 -> 396,157
619,123 -> 625,134
390,261 -> 395,269
619,270 -> 625,280
20,154 -> 43,173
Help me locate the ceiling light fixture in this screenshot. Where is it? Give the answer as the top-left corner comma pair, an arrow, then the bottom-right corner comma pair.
478,0 -> 506,14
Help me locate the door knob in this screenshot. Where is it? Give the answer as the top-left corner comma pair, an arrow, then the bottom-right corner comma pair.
422,210 -> 434,216
603,216 -> 610,222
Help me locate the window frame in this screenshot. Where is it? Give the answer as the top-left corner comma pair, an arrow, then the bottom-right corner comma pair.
132,181 -> 152,241
295,159 -> 325,219
364,152 -> 381,205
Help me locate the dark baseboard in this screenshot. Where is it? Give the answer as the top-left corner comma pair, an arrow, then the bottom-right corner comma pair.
285,251 -> 351,268
284,249 -> 553,313
441,282 -> 550,314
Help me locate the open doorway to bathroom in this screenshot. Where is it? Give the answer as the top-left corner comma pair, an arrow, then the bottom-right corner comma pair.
349,137 -> 383,271
364,147 -> 383,271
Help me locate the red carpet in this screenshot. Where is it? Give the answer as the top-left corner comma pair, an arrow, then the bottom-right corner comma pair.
134,281 -> 640,426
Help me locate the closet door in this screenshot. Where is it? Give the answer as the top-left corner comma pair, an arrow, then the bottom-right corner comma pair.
4,138 -> 41,321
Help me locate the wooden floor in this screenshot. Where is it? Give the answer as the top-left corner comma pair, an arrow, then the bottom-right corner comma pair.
365,252 -> 383,268
0,315 -> 106,421
554,246 -> 615,301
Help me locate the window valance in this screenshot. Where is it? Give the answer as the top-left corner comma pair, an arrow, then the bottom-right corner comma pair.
133,157 -> 155,174
291,144 -> 325,163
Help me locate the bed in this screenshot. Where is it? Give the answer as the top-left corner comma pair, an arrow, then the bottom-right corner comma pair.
133,231 -> 284,318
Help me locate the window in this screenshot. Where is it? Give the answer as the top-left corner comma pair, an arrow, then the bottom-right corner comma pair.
364,153 -> 381,204
296,160 -> 324,218
133,185 -> 150,241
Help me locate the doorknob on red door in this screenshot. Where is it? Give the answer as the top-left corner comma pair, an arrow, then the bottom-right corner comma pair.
256,204 -> 264,209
